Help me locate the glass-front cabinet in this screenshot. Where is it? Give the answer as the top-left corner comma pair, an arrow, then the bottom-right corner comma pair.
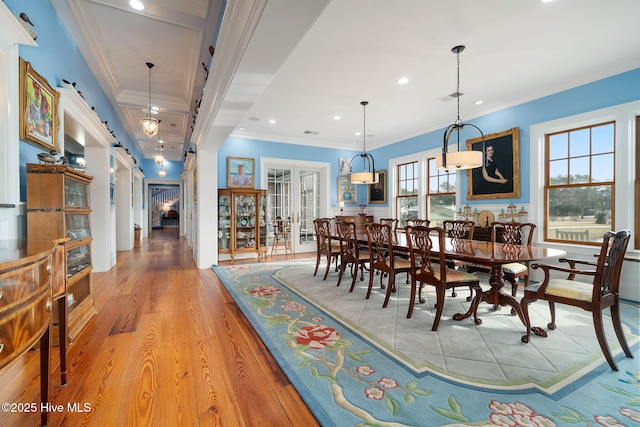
218,188 -> 267,261
26,164 -> 96,344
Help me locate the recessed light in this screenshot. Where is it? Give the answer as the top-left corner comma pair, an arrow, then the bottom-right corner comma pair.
475,100 -> 484,105
129,0 -> 144,11
333,115 -> 341,120
269,119 -> 276,124
398,77 -> 409,85
238,127 -> 246,131
355,131 -> 361,136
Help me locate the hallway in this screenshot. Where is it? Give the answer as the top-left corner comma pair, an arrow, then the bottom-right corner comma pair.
0,230 -> 317,426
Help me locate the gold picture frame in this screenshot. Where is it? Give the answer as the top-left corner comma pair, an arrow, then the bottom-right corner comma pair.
368,169 -> 387,204
466,127 -> 520,200
19,58 -> 60,152
227,156 -> 254,188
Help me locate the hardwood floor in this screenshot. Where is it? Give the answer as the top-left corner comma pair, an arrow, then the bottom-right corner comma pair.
0,229 -> 319,426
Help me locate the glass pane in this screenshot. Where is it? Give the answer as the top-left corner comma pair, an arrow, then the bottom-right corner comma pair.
548,133 -> 568,160
569,157 -> 589,183
592,123 -> 614,154
398,180 -> 407,196
546,185 -> 612,242
218,193 -> 231,249
569,128 -> 590,157
67,244 -> 91,277
548,159 -> 568,185
66,214 -> 90,240
427,157 -> 436,174
428,176 -> 438,193
299,169 -> 320,245
65,177 -> 88,207
592,153 -> 614,182
397,196 -> 418,228
428,194 -> 456,226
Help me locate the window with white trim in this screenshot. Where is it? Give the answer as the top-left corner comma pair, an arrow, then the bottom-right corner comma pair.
427,157 -> 456,227
396,161 -> 419,228
545,121 -> 615,245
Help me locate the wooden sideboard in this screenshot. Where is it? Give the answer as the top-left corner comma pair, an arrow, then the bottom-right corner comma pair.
336,215 -> 374,232
0,239 -> 63,426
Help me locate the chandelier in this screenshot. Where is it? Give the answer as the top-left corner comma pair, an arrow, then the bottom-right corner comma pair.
350,101 -> 378,185
141,62 -> 159,137
435,45 -> 484,171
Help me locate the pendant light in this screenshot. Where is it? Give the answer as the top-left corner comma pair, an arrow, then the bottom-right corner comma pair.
152,122 -> 164,165
350,101 -> 378,185
141,62 -> 159,137
435,45 -> 484,171
158,165 -> 167,178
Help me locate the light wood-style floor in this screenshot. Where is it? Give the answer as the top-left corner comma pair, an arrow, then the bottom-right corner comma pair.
0,229 -> 319,426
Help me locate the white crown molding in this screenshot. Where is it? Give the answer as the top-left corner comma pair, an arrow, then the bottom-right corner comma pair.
0,2 -> 37,48
59,87 -> 115,148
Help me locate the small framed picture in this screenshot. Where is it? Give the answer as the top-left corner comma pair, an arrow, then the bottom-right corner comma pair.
337,176 -> 356,204
339,157 -> 351,176
368,169 -> 387,204
227,156 -> 254,188
19,58 -> 60,152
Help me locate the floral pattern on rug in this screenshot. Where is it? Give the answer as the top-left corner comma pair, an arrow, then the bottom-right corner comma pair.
214,262 -> 640,427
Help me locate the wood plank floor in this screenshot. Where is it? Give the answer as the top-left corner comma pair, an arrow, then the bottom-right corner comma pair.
0,229 -> 320,426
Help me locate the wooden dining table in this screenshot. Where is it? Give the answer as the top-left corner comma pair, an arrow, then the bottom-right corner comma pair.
357,231 -> 566,328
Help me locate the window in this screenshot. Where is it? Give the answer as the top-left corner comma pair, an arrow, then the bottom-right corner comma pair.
545,121 -> 615,244
426,157 -> 456,227
396,161 -> 418,228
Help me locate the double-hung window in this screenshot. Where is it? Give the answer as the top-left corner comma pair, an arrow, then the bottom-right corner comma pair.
396,161 -> 419,228
426,157 -> 456,227
545,121 -> 615,244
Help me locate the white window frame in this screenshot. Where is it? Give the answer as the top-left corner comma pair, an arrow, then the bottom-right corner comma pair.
530,100 -> 639,257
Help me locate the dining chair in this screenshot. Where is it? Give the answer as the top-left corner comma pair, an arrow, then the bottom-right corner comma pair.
379,218 -> 399,242
313,218 -> 340,280
406,219 -> 430,228
335,220 -> 370,292
405,226 -> 482,328
365,223 -> 413,303
442,219 -> 476,299
270,217 -> 292,257
520,229 -> 632,371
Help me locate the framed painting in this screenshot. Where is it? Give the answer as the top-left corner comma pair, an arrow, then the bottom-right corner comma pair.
337,176 -> 356,204
466,127 -> 520,200
19,58 -> 60,152
339,157 -> 351,176
368,169 -> 387,204
227,156 -> 254,188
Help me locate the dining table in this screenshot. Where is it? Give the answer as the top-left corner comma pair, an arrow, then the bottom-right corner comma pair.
358,231 -> 566,328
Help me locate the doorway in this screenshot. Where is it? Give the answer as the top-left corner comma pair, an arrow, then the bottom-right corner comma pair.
262,159 -> 330,253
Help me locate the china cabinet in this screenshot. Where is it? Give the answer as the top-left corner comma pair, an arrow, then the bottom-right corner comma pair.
218,188 -> 268,261
26,164 -> 96,345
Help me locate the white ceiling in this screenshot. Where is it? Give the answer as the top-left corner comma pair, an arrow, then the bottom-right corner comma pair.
53,0 -> 640,161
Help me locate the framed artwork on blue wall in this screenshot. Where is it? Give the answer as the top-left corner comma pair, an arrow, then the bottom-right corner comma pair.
227,156 -> 254,188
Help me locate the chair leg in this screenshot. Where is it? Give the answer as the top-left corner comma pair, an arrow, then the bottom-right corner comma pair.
406,274 -> 416,318
382,272 -> 395,308
313,253 -> 321,276
506,276 -> 518,315
610,303 -> 634,359
593,309 -> 619,371
336,259 -> 347,287
366,268 -> 375,299
547,301 -> 557,330
322,254 -> 331,280
431,288 -> 446,331
349,263 -> 359,292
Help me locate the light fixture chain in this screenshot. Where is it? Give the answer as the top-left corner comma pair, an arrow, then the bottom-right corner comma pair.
456,48 -> 461,124
362,102 -> 367,154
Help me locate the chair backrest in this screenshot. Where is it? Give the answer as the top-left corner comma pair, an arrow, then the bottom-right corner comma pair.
272,217 -> 291,235
406,219 -> 430,228
405,225 -> 446,285
491,222 -> 536,246
443,220 -> 475,240
335,220 -> 359,261
313,218 -> 334,254
380,218 -> 399,242
365,223 -> 395,272
594,230 -> 631,299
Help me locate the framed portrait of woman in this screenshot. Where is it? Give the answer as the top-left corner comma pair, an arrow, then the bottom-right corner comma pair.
466,127 -> 520,200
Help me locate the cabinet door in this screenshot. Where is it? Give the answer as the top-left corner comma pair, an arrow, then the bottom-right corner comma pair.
258,193 -> 267,248
233,193 -> 257,250
64,177 -> 89,208
67,243 -> 91,278
218,192 -> 231,250
65,213 -> 91,241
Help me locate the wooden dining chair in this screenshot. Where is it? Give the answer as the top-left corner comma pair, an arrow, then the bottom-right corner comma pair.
379,218 -> 399,242
442,219 -> 476,299
406,219 -> 430,228
405,226 -> 482,328
335,220 -> 370,292
520,229 -> 632,371
365,223 -> 413,302
313,218 -> 340,280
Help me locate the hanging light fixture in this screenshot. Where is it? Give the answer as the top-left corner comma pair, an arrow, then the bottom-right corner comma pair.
350,101 -> 378,185
158,165 -> 167,178
141,62 -> 159,137
152,122 -> 164,165
435,45 -> 484,171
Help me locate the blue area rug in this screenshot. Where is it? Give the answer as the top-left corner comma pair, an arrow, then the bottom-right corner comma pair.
213,260 -> 640,427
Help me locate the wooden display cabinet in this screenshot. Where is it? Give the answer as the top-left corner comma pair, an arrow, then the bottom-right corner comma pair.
218,188 -> 268,261
26,164 -> 96,345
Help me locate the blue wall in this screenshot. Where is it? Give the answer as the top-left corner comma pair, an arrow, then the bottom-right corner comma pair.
221,68 -> 640,208
5,0 -> 181,200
